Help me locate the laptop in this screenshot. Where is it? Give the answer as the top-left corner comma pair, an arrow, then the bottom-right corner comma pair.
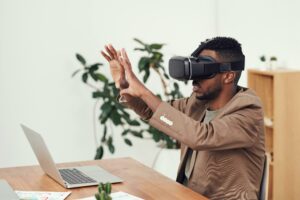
21,124 -> 122,188
0,180 -> 20,200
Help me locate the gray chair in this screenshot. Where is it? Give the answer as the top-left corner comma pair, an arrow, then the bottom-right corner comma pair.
259,154 -> 270,200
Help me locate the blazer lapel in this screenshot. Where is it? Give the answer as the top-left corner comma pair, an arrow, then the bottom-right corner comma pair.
176,146 -> 190,183
187,150 -> 198,178
176,94 -> 208,183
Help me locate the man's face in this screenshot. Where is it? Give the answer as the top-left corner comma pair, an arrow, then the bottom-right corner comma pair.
192,50 -> 223,101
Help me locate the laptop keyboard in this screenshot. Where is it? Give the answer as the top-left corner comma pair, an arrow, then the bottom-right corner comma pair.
59,168 -> 97,184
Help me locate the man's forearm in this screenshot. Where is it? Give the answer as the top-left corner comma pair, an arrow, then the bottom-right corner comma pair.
140,88 -> 162,113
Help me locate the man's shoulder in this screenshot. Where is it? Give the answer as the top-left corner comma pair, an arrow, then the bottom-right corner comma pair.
225,86 -> 263,112
237,86 -> 262,104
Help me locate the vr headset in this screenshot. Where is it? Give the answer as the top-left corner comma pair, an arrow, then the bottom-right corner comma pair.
169,42 -> 245,81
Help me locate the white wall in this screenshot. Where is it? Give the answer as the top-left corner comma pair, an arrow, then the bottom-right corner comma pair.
216,0 -> 300,71
0,0 -> 217,168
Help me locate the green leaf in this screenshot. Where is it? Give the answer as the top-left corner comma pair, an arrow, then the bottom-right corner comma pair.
101,125 -> 107,142
121,129 -> 130,136
82,72 -> 88,83
90,63 -> 103,69
110,108 -> 122,125
89,64 -> 99,73
260,55 -> 266,62
107,137 -> 115,153
133,38 -> 145,46
163,73 -> 169,79
128,120 -> 140,126
149,128 -> 161,142
95,146 -> 104,159
270,56 -> 277,61
71,69 -> 81,77
90,72 -> 108,82
138,57 -> 150,72
124,138 -> 133,146
95,73 -> 108,82
105,183 -> 112,194
130,130 -> 143,138
143,69 -> 150,83
107,136 -> 112,144
150,44 -> 164,50
101,101 -> 113,112
95,193 -> 100,200
99,103 -> 113,124
164,135 -> 176,149
174,82 -> 179,90
108,144 -> 115,153
76,53 -> 86,65
90,72 -> 98,81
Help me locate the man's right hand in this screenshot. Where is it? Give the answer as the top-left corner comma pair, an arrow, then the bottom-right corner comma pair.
101,44 -> 128,89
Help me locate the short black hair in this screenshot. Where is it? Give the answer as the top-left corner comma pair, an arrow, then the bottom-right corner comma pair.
193,37 -> 244,85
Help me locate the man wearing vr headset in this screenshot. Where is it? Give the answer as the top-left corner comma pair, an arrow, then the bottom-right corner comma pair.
101,37 -> 265,200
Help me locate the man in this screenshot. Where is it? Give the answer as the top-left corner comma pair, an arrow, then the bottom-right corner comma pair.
101,37 -> 265,200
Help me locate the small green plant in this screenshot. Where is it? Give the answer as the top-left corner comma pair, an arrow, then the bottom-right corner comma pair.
95,182 -> 112,200
260,55 -> 278,69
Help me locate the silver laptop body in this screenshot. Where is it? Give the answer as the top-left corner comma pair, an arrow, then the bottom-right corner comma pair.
21,124 -> 122,188
0,180 -> 20,200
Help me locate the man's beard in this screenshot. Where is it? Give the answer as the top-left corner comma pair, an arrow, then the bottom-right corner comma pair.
196,85 -> 222,101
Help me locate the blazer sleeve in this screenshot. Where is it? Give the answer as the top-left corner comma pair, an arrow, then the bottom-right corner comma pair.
148,101 -> 264,151
117,95 -> 189,121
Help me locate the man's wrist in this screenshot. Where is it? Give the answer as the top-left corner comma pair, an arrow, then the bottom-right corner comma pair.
140,88 -> 162,112
140,87 -> 152,99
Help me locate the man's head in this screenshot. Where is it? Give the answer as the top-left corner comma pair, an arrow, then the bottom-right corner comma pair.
192,37 -> 244,101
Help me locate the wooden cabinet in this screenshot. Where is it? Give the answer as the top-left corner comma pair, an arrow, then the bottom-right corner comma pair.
248,69 -> 300,200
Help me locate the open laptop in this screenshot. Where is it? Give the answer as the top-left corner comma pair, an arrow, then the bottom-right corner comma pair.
21,124 -> 122,189
0,180 -> 20,200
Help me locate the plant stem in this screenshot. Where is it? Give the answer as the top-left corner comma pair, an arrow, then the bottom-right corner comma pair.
151,65 -> 169,100
86,82 -> 100,90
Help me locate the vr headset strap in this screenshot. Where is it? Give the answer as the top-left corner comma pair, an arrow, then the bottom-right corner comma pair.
193,60 -> 244,75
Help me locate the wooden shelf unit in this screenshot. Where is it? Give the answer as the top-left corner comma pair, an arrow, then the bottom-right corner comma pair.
248,69 -> 300,200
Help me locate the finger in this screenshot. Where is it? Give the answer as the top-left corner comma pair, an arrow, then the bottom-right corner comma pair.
117,51 -> 132,79
108,44 -> 118,59
115,82 -> 120,89
104,45 -> 115,58
120,49 -> 133,72
101,51 -> 111,61
120,88 -> 129,96
116,50 -> 126,79
121,48 -> 131,68
117,50 -> 126,71
122,48 -> 131,66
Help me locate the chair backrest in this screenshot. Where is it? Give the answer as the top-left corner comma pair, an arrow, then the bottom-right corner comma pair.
259,154 -> 270,200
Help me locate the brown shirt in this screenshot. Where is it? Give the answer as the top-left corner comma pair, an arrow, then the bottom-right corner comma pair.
121,87 -> 265,200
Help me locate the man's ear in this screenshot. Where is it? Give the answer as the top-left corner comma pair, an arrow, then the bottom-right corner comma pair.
223,72 -> 235,84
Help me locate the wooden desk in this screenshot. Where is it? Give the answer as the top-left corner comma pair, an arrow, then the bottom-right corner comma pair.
0,157 -> 207,200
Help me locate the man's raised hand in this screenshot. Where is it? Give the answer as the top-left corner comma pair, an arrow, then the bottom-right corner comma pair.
101,44 -> 127,89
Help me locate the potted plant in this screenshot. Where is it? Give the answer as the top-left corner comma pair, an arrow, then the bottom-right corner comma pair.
260,55 -> 278,70
72,38 -> 185,160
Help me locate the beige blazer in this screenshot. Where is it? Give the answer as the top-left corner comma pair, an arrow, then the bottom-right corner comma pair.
122,87 -> 265,200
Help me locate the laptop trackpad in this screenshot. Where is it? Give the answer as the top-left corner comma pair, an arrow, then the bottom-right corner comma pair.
76,166 -> 123,183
